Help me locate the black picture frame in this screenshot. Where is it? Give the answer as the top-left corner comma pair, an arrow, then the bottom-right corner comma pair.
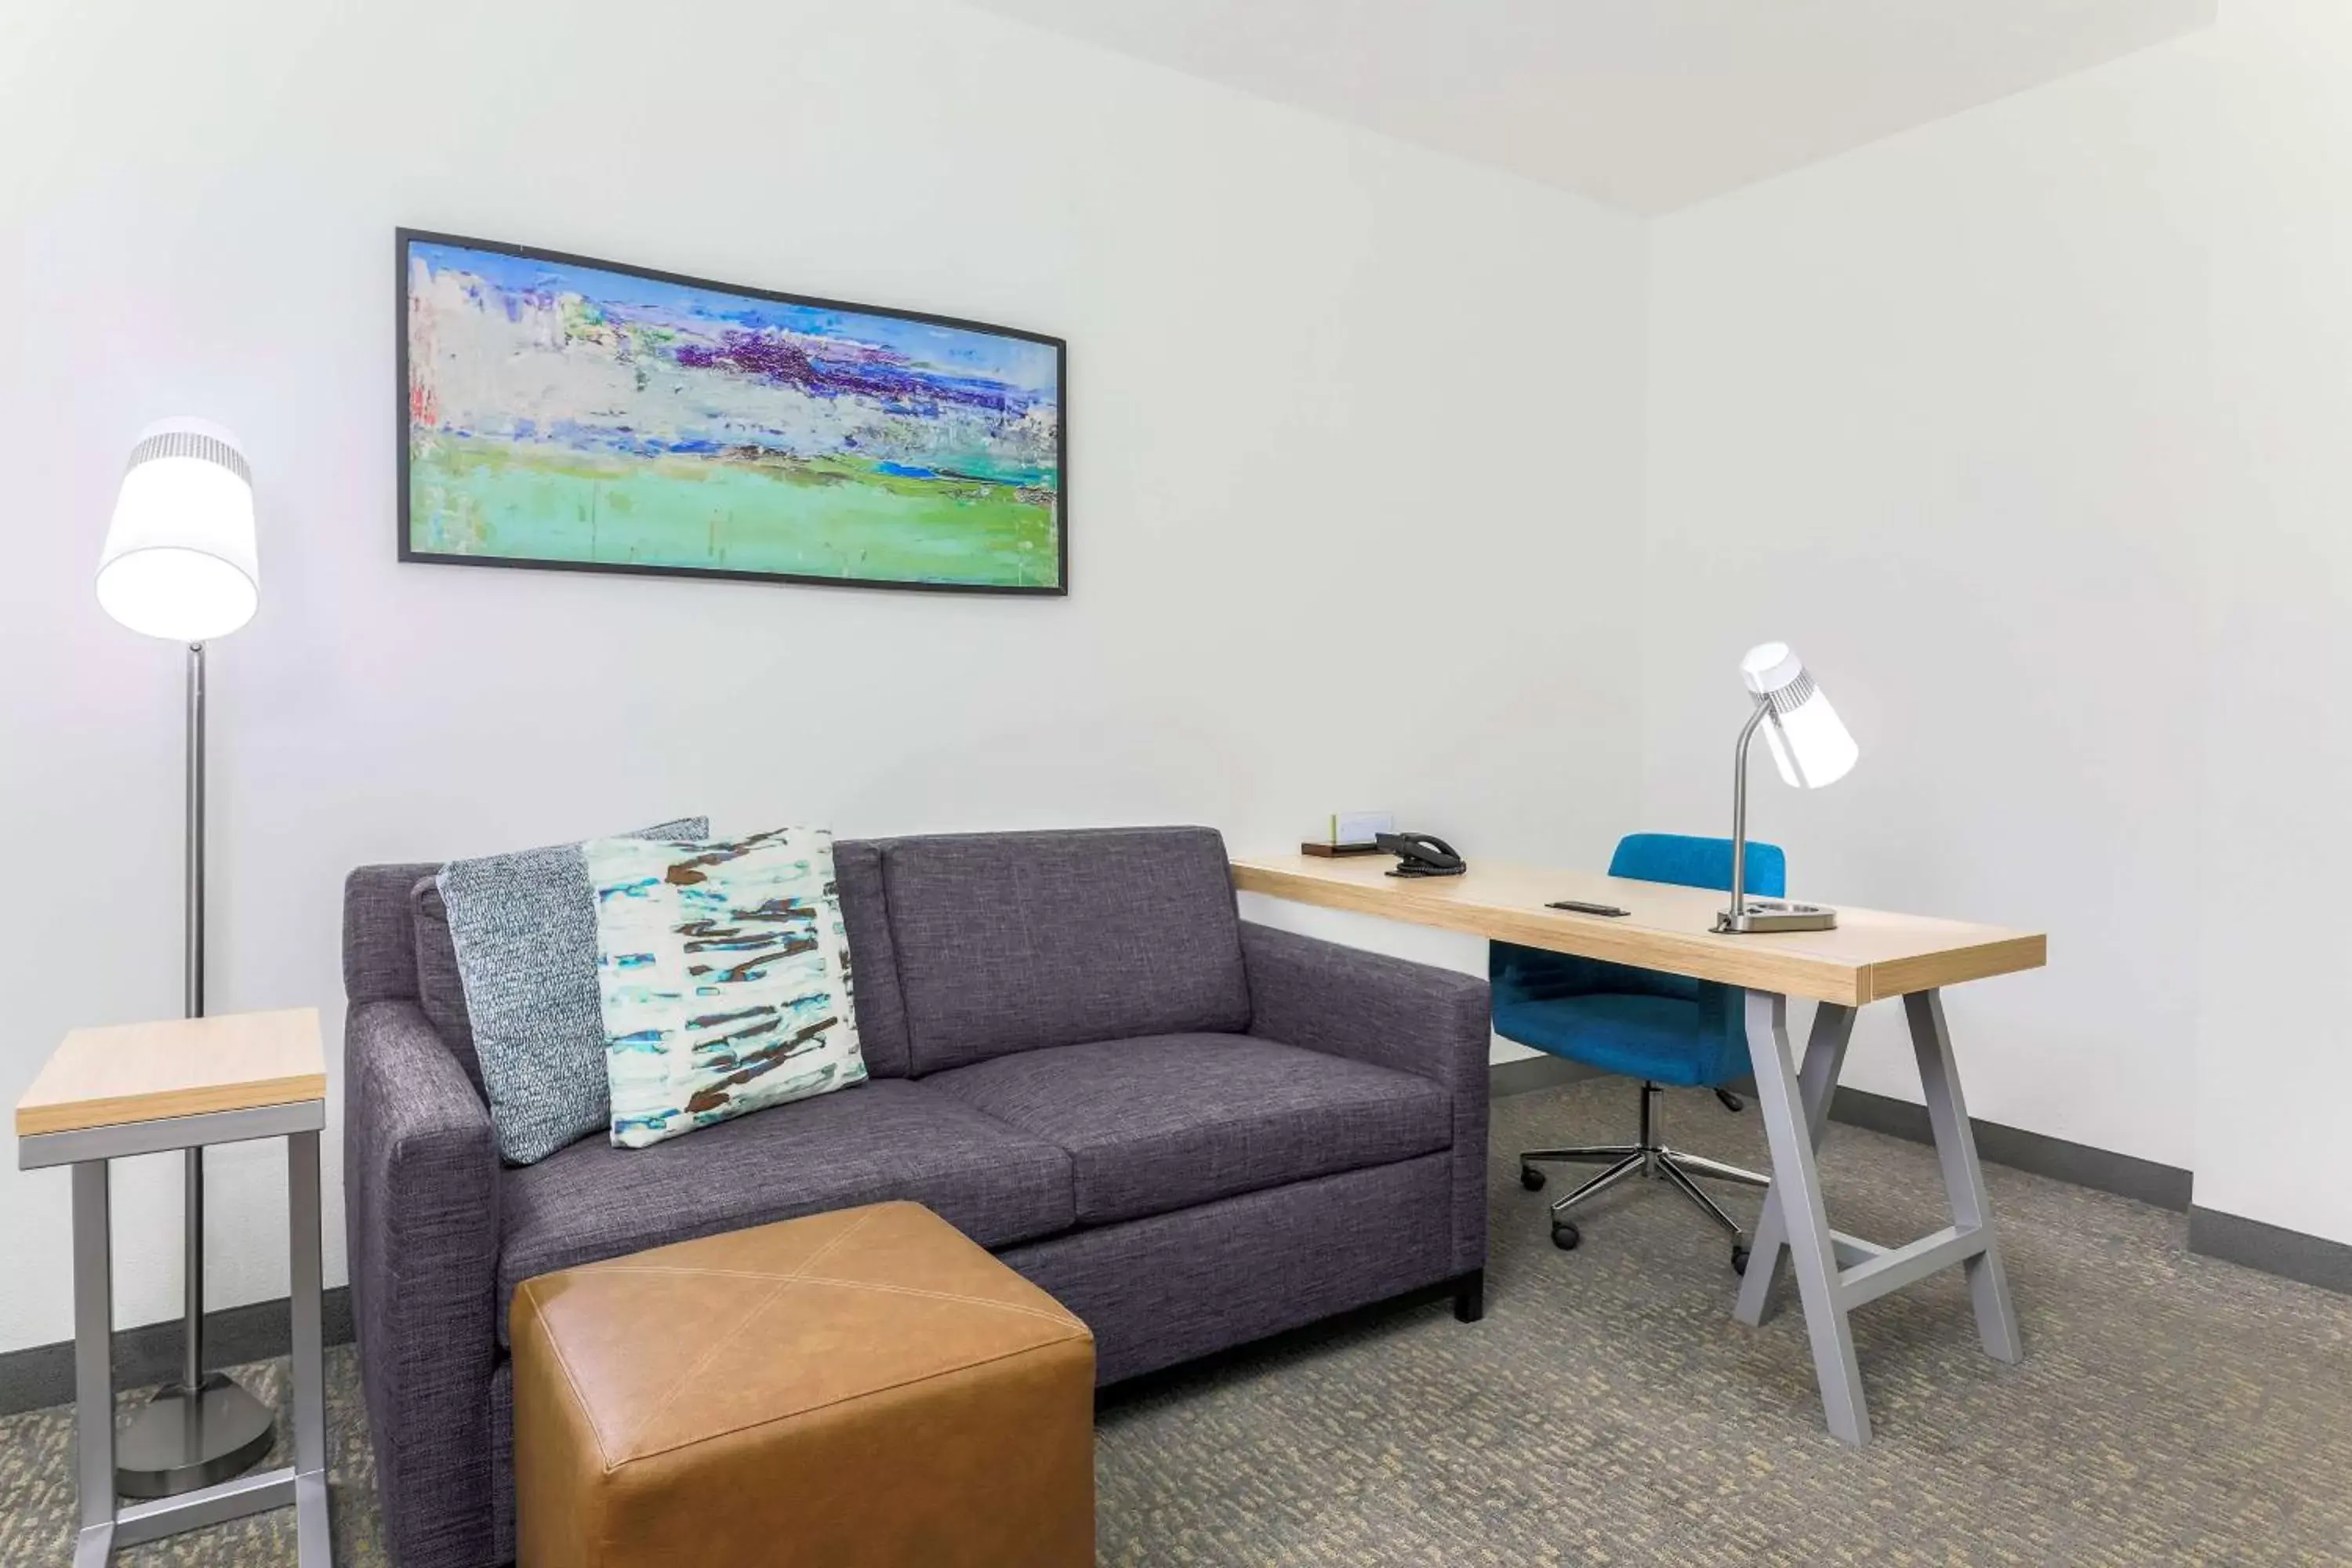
395,227 -> 1069,597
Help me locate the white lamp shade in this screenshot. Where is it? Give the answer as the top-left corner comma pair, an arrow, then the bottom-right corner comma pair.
1740,641 -> 1857,789
96,418 -> 259,641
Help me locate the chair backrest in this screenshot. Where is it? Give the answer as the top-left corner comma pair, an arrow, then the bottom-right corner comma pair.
1607,833 -> 1784,898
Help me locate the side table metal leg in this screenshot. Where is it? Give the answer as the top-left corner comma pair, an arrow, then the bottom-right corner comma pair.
287,1130 -> 331,1565
1741,990 -> 1871,1445
1735,1001 -> 1857,1327
1905,989 -> 2023,1363
72,1160 -> 116,1568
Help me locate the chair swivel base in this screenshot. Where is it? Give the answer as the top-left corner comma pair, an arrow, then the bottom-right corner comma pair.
114,1371 -> 276,1498
1520,1081 -> 1769,1272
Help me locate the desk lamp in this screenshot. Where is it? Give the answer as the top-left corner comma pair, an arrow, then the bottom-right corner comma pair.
93,417 -> 274,1496
1716,641 -> 1857,934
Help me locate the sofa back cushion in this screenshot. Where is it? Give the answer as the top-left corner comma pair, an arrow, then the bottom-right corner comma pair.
882,826 -> 1250,1075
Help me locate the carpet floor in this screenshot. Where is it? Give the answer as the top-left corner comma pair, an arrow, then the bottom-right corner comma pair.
5,1077 -> 2349,1566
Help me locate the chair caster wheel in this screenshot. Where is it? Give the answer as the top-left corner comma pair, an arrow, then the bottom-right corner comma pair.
1552,1221 -> 1581,1251
1519,1166 -> 1547,1192
1731,1243 -> 1751,1275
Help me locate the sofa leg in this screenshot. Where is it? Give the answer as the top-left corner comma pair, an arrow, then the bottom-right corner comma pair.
1452,1269 -> 1485,1323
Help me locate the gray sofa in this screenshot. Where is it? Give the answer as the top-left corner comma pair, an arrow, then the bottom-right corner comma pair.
343,826 -> 1490,1568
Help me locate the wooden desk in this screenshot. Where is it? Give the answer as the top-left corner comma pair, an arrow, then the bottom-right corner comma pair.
1231,855 -> 2045,1007
1232,853 -> 2047,1446
16,1009 -> 330,1566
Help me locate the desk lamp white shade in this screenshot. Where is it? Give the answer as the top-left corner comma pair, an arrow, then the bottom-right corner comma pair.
96,418 -> 259,642
1740,641 -> 1857,790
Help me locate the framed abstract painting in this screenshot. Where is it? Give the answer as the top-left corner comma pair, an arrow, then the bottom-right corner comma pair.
397,230 -> 1066,594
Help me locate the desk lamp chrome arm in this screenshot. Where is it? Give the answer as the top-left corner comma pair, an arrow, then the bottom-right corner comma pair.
1729,697 -> 1769,927
1719,695 -> 1839,934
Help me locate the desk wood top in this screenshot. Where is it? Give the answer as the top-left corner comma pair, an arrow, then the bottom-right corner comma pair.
16,1007 -> 327,1138
1231,855 -> 2044,1007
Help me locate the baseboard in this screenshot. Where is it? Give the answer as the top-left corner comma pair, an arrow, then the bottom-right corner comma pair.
1501,1062 -> 2352,1294
1818,1083 -> 2195,1213
1488,1054 -> 1606,1098
0,1287 -> 354,1418
2187,1207 -> 2352,1297
1495,1062 -> 2195,1214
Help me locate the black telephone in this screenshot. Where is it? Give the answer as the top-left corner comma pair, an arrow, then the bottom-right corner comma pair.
1376,832 -> 1466,879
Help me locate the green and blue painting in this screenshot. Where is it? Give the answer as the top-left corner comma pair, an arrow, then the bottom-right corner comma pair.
400,234 -> 1065,592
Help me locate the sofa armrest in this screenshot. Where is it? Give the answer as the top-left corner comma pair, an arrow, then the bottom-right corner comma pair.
1241,921 -> 1490,1083
1240,921 -> 1490,1277
343,1000 -> 501,1568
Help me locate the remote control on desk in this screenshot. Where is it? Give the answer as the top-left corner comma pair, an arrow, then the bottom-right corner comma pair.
1546,899 -> 1631,917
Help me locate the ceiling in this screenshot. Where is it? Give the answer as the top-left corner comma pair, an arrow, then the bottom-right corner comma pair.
959,0 -> 2218,214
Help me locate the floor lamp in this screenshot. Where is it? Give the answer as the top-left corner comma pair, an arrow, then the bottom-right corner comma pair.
93,417 -> 274,1497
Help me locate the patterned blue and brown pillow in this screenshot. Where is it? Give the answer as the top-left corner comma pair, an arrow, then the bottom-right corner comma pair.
584,826 -> 867,1149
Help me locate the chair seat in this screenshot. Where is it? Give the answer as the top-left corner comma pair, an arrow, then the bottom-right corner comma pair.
1492,992 -> 1744,1088
925,1033 -> 1452,1226
495,1079 -> 1075,1344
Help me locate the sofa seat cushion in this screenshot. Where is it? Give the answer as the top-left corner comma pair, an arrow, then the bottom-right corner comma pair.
924,1034 -> 1451,1227
495,1079 -> 1073,1343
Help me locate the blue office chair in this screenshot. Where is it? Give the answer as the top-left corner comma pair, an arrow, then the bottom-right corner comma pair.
1495,833 -> 1783,1266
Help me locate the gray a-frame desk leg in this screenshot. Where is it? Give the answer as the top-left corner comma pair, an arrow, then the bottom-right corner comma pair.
1734,1000 -> 1857,1330
1737,989 -> 1871,1445
1733,987 -> 2023,1446
1906,989 -> 2023,1363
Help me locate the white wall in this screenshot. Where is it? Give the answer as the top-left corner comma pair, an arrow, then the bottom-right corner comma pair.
2194,0 -> 2352,1247
1645,0 -> 2352,1248
1642,31 -> 2214,1173
0,0 -> 1645,1352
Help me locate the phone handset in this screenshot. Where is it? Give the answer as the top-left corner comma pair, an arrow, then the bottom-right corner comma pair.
1376,832 -> 1466,878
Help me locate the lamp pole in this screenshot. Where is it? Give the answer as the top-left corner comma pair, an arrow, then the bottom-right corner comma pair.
182,641 -> 205,1399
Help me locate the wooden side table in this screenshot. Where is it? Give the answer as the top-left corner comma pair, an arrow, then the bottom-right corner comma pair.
15,1007 -> 332,1566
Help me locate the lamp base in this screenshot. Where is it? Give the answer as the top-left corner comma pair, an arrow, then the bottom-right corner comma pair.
114,1371 -> 276,1498
1715,900 -> 1839,934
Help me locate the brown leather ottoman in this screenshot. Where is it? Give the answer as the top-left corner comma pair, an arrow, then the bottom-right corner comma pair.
510,1200 -> 1095,1568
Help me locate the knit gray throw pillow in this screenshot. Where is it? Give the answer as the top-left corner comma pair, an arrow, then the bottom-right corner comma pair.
439,817 -> 707,1165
